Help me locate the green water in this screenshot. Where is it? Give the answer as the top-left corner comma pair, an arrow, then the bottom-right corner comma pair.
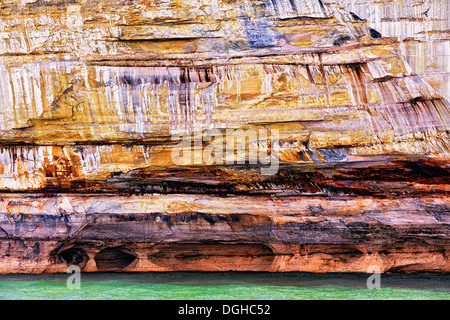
0,272 -> 448,300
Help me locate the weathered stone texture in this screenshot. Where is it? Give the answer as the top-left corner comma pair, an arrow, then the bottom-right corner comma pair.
0,0 -> 449,273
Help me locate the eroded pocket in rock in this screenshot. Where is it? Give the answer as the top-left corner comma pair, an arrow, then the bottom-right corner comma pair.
58,247 -> 89,270
94,246 -> 136,271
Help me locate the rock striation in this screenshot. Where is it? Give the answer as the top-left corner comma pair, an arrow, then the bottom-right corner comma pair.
0,0 -> 449,273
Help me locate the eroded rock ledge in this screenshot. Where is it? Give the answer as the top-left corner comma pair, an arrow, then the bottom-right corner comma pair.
0,0 -> 449,273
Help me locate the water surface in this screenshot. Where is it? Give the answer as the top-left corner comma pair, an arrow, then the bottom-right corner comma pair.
0,272 -> 448,300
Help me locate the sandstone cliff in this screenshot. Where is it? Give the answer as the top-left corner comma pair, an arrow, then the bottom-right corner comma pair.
0,0 -> 449,273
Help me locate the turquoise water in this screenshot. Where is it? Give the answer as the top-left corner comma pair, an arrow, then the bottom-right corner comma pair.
0,272 -> 449,300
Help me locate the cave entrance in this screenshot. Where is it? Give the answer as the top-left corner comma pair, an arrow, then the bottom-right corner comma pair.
148,243 -> 275,271
94,247 -> 136,271
58,247 -> 89,270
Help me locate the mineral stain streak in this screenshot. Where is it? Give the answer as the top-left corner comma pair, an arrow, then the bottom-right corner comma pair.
0,0 -> 449,273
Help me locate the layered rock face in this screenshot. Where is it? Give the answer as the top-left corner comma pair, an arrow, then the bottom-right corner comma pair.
326,0 -> 450,102
0,0 -> 449,273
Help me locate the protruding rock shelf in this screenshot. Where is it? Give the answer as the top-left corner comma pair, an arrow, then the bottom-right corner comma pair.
0,0 -> 448,273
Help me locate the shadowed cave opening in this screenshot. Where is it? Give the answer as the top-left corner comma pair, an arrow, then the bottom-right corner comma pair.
94,247 -> 136,271
148,243 -> 275,271
59,247 -> 89,269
